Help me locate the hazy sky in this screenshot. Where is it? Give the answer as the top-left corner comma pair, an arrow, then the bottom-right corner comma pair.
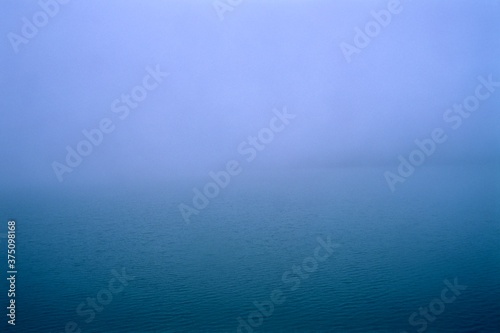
1,0 -> 499,189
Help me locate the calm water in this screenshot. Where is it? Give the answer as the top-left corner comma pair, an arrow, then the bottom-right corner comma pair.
1,165 -> 499,332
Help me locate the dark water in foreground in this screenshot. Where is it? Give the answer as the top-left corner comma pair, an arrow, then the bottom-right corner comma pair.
1,166 -> 499,332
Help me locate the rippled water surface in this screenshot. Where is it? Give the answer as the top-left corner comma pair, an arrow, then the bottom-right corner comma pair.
1,166 -> 499,332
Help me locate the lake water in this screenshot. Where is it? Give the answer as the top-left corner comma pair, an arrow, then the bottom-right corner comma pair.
1,165 -> 499,332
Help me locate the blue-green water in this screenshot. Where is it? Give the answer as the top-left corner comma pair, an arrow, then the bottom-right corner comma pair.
1,166 -> 499,332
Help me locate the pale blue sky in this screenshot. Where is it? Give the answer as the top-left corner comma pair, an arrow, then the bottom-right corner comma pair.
1,0 -> 499,189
